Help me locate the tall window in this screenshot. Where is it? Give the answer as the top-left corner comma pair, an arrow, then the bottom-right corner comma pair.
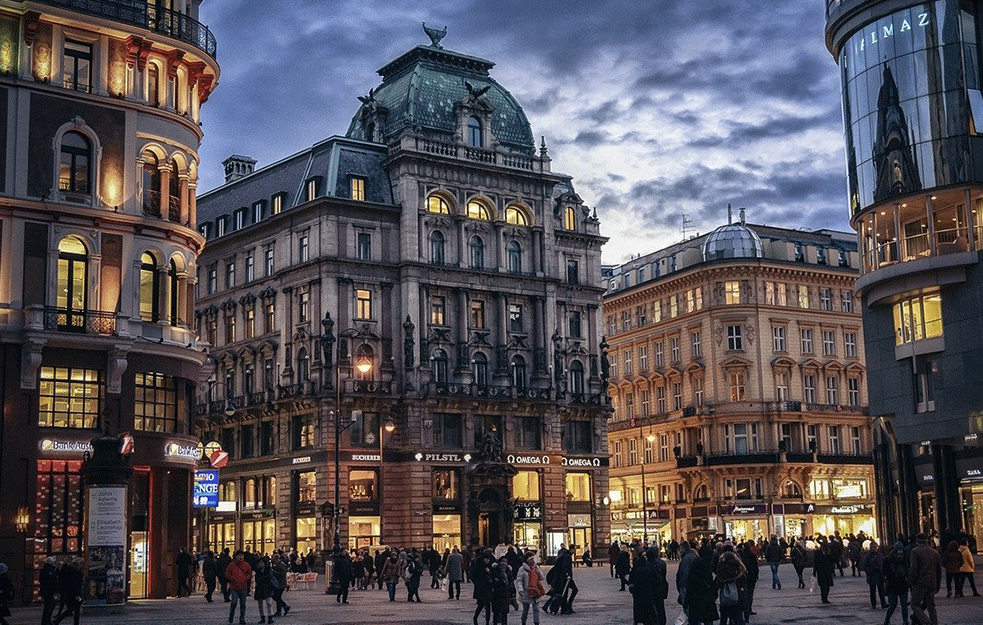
133,372 -> 177,432
433,413 -> 463,448
569,311 -> 582,338
800,328 -> 814,353
147,64 -> 160,105
469,236 -> 484,268
226,260 -> 236,289
773,326 -> 786,352
828,425 -> 841,454
62,40 -> 92,92
670,336 -> 680,362
825,375 -> 839,404
38,367 -> 102,428
245,255 -> 255,282
142,152 -> 161,215
356,289 -> 372,319
507,241 -> 522,274
566,259 -> 579,284
296,348 -> 309,382
673,382 -> 682,410
797,285 -> 810,308
427,195 -> 449,214
244,307 -> 255,339
299,233 -> 309,262
776,371 -> 789,401
430,296 -> 446,326
844,331 -> 858,357
568,360 -> 585,395
563,421 -> 592,453
467,116 -> 483,147
59,132 -> 91,194
693,377 -> 704,405
470,300 -> 485,328
140,252 -> 160,322
167,260 -> 179,325
822,330 -> 836,356
350,177 -> 366,201
57,237 -> 88,327
511,356 -> 526,389
729,370 -> 746,401
851,426 -> 862,455
472,352 -> 488,386
265,299 -> 275,333
297,289 -> 309,323
564,206 -> 577,231
819,288 -> 833,311
726,325 -> 742,350
509,304 -> 523,333
356,232 -> 371,260
265,247 -> 275,276
804,374 -> 817,403
848,377 -> 860,406
841,290 -> 854,312
657,385 -> 666,413
271,194 -> 283,215
724,281 -> 741,304
623,350 -> 632,375
430,230 -> 445,265
431,349 -> 449,383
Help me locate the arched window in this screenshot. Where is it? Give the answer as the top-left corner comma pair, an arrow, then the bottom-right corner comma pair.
467,200 -> 490,220
564,206 -> 578,231
168,161 -> 180,220
59,131 -> 91,194
469,236 -> 484,269
139,252 -> 160,322
568,360 -> 585,396
511,355 -> 526,390
507,241 -> 522,274
296,348 -> 309,382
222,481 -> 237,502
147,63 -> 160,106
467,116 -> 483,147
431,349 -> 448,384
427,195 -> 450,214
244,478 -> 256,508
505,206 -> 527,225
430,230 -> 445,265
693,484 -> 709,501
782,480 -> 802,498
168,259 -> 179,325
142,151 -> 161,216
57,237 -> 88,329
472,352 -> 488,386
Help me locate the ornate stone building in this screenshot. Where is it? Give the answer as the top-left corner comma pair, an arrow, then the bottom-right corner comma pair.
194,31 -> 610,558
0,0 -> 218,602
604,213 -> 876,543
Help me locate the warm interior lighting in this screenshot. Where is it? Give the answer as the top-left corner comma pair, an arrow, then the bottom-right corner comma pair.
15,506 -> 30,532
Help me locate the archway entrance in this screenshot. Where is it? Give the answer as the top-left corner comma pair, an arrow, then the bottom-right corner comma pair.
478,487 -> 502,547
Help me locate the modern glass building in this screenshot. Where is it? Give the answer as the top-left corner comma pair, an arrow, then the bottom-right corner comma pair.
826,0 -> 983,544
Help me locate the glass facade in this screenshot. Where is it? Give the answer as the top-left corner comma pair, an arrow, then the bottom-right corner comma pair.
840,1 -> 983,215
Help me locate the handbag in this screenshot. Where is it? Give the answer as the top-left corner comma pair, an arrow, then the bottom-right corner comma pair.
719,581 -> 739,606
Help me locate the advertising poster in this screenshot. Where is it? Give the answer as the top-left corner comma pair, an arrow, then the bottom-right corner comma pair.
85,486 -> 127,605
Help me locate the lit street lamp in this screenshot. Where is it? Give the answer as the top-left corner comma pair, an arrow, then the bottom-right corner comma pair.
640,425 -> 655,543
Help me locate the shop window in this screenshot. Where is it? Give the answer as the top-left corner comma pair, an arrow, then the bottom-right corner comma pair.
514,416 -> 540,449
35,460 -> 84,557
427,195 -> 450,214
430,231 -> 445,265
140,252 -> 161,322
433,469 -> 459,500
431,349 -> 449,383
296,470 -> 317,502
62,40 -> 92,92
513,471 -> 541,500
221,481 -> 236,502
563,419 -> 592,453
565,472 -> 591,501
244,478 -> 256,509
133,372 -> 177,432
894,294 -> 943,345
292,414 -> 315,449
433,413 -> 462,448
295,517 -> 316,553
349,411 -> 380,447
39,367 -> 102,428
349,469 -> 378,501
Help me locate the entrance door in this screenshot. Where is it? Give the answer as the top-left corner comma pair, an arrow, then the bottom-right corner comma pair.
129,531 -> 148,599
567,527 -> 592,557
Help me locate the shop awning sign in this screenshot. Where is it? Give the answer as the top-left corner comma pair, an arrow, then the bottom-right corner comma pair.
193,470 -> 219,508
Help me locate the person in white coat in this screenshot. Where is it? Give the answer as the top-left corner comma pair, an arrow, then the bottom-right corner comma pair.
514,552 -> 546,625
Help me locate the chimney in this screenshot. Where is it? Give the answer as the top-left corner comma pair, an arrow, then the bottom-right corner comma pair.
222,155 -> 257,184
740,207 -> 746,225
727,203 -> 732,224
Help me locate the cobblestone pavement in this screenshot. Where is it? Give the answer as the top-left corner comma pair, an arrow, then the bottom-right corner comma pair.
10,563 -> 983,625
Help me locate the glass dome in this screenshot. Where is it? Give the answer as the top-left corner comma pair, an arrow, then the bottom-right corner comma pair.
702,223 -> 764,261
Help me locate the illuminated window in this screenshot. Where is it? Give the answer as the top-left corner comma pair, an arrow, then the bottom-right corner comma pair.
140,252 -> 160,322
513,470 -> 540,499
467,200 -> 490,220
62,40 -> 92,92
797,284 -> 810,308
564,206 -> 577,231
729,370 -> 746,401
292,414 -> 315,449
427,195 -> 449,214
350,177 -> 366,201
349,470 -> 378,501
59,132 -> 91,194
133,372 -> 177,432
296,471 -> 317,502
244,307 -> 255,339
565,472 -> 591,501
724,280 -> 741,304
470,300 -> 485,328
264,299 -> 275,333
431,296 -> 446,326
893,293 -> 943,345
57,237 -> 88,329
38,367 -> 102,428
505,206 -> 527,225
270,193 -> 283,215
356,289 -> 372,319
305,178 -> 319,201
433,469 -> 459,500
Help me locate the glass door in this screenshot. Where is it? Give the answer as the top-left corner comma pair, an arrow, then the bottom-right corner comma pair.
129,531 -> 148,598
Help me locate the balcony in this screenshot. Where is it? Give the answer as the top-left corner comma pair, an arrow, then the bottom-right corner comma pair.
43,306 -> 115,335
344,379 -> 393,396
393,136 -> 542,172
424,381 -> 550,401
676,448 -> 875,469
39,0 -> 217,60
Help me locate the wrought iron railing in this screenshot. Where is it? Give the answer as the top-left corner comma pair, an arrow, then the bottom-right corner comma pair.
43,306 -> 115,334
168,194 -> 181,221
425,381 -> 549,400
142,190 -> 161,217
38,0 -> 217,59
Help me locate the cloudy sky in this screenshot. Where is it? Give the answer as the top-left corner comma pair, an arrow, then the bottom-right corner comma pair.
198,0 -> 848,264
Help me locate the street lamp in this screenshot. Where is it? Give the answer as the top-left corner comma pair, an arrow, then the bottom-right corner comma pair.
204,379 -> 236,417
640,425 -> 655,543
379,414 -> 395,545
15,506 -> 30,533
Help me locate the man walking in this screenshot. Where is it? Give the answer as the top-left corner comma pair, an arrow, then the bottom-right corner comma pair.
40,557 -> 59,625
764,536 -> 784,590
553,544 -> 578,614
909,534 -> 941,625
649,547 -> 669,625
225,551 -> 252,625
51,558 -> 84,625
676,540 -> 696,617
445,547 -> 464,600
202,551 -> 217,602
176,547 -> 193,597
217,548 -> 232,602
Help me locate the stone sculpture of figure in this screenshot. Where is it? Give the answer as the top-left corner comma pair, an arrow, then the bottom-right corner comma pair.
467,493 -> 480,518
552,329 -> 564,387
599,338 -> 610,385
479,429 -> 503,463
402,315 -> 415,369
503,497 -> 515,522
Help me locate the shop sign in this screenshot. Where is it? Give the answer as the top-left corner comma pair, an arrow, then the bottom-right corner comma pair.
507,454 -> 551,465
569,515 -> 590,528
350,453 -> 381,462
193,470 -> 219,508
433,503 -> 461,513
215,501 -> 236,513
514,502 -> 543,521
720,504 -> 768,516
39,438 -> 93,454
955,455 -> 983,481
812,503 -> 872,515
782,503 -> 814,514
349,502 -> 379,516
164,441 -> 200,463
414,452 -> 472,463
562,457 -> 602,467
292,456 -> 313,465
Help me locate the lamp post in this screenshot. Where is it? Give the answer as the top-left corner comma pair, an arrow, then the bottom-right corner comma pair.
204,380 -> 237,418
379,414 -> 395,545
640,425 -> 655,543
321,312 -> 373,595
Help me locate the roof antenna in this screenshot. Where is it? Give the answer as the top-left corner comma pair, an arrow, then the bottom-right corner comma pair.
727,203 -> 732,224
740,207 -> 746,226
678,213 -> 693,239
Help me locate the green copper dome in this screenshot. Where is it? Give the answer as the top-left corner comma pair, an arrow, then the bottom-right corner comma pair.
346,44 -> 536,154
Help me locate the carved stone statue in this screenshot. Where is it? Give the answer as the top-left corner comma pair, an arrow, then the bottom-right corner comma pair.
402,315 -> 415,370
478,429 -> 503,463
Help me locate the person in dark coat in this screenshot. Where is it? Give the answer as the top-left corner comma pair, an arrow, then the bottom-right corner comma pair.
176,547 -> 193,597
552,546 -> 578,614
813,542 -> 836,604
445,547 -> 465,600
648,548 -> 669,625
829,536 -> 845,577
52,558 -> 84,625
271,557 -> 290,617
683,556 -> 719,625
616,546 -> 632,591
334,551 -> 352,604
628,551 -> 655,625
883,542 -> 910,625
862,542 -> 887,609
764,536 -> 784,590
715,548 -> 747,625
471,551 -> 493,625
738,541 -> 759,620
217,548 -> 232,602
0,563 -> 14,625
609,542 -> 621,578
202,551 -> 218,602
791,539 -> 808,589
375,549 -> 387,591
490,563 -> 511,625
252,559 -> 274,624
406,553 -> 424,603
40,557 -> 60,625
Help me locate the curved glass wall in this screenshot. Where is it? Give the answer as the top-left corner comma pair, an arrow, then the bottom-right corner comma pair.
840,0 -> 983,216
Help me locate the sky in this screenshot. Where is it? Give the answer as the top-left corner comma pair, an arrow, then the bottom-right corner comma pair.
197,0 -> 849,264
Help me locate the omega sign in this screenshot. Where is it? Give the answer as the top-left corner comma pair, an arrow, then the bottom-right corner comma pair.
563,457 -> 601,467
507,454 -> 551,465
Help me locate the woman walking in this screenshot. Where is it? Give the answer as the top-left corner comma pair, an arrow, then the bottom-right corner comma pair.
683,557 -> 719,625
883,542 -> 910,625
813,541 -> 836,604
862,542 -> 887,609
942,540 -> 962,597
253,559 -> 275,624
791,539 -> 808,589
515,552 -> 545,625
471,551 -> 494,625
957,537 -> 980,597
616,545 -> 632,591
381,552 -> 400,602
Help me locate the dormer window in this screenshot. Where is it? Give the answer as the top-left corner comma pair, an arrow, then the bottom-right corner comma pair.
305,178 -> 320,202
234,209 -> 245,230
217,217 -> 226,237
350,176 -> 366,201
271,193 -> 284,215
467,116 -> 483,147
564,206 -> 577,231
252,201 -> 265,223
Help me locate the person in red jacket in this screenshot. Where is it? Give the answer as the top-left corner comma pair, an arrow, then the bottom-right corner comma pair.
225,551 -> 253,625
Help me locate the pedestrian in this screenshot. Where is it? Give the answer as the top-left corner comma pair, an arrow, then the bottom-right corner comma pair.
616,545 -> 631,591
909,533 -> 941,625
472,551 -> 494,625
942,540 -> 961,597
406,552 -> 424,603
381,552 -> 400,602
812,541 -> 835,604
883,542 -> 910,625
764,535 -> 784,590
51,558 -> 84,625
176,547 -> 193,597
683,556 -> 719,625
375,549 -> 387,591
648,547 -> 669,625
446,547 -> 464,600
627,549 -> 654,625
738,541 -> 758,620
225,551 -> 253,625
0,563 -> 14,625
217,548 -> 232,602
429,547 -> 442,589
253,559 -> 275,624
40,557 -> 59,625
791,539 -> 807,589
271,556 -> 290,617
490,562 -> 511,625
202,551 -> 217,603
848,535 -> 863,577
515,552 -> 544,625
334,551 -> 352,604
362,550 -> 374,591
676,540 -> 696,614
714,545 -> 746,625
957,537 -> 980,597
609,542 -> 620,578
862,542 -> 887,609
552,544 -> 578,614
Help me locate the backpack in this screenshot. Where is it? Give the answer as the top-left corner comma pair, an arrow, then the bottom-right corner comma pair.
546,565 -> 559,588
719,581 -> 739,607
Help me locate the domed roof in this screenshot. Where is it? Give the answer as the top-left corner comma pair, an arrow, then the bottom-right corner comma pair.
345,44 -> 535,153
702,223 -> 764,262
